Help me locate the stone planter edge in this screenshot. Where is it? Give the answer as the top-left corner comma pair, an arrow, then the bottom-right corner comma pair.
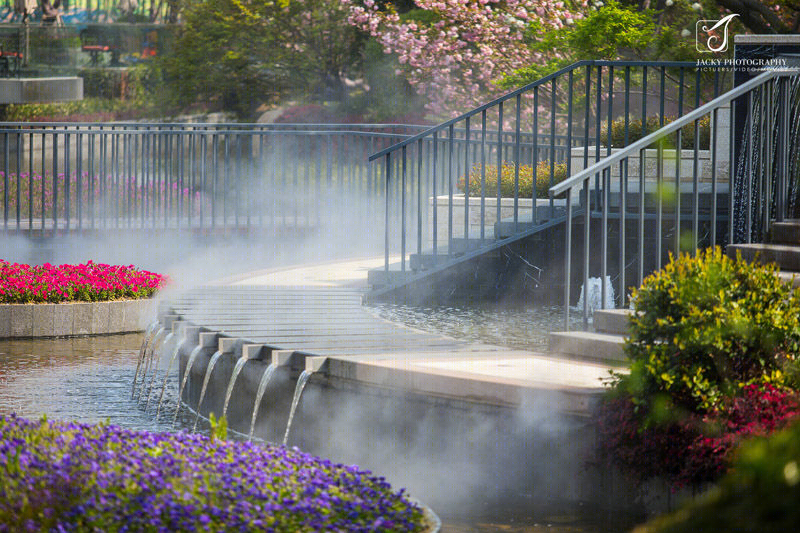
0,298 -> 156,339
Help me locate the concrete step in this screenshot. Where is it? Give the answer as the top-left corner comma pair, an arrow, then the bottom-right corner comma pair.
593,308 -> 633,335
727,243 -> 800,271
771,220 -> 800,245
778,271 -> 800,287
548,330 -> 627,363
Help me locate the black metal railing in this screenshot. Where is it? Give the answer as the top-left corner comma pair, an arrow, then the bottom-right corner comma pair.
369,60 -> 732,291
550,67 -> 800,329
0,123 -> 426,234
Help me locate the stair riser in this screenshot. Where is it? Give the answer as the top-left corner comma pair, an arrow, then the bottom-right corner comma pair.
729,247 -> 800,271
593,309 -> 632,335
548,333 -> 626,362
771,222 -> 800,245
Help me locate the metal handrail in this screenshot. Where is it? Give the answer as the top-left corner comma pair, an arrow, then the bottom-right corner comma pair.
549,69 -> 779,197
369,59 -> 724,161
549,66 -> 799,330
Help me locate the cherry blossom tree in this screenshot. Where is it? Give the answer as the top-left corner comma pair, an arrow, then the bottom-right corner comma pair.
343,0 -> 588,118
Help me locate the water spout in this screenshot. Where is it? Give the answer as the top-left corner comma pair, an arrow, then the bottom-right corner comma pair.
574,276 -> 615,316
192,350 -> 224,432
155,336 -> 190,419
143,332 -> 174,411
221,353 -> 251,421
133,320 -> 160,397
282,369 -> 313,447
135,327 -> 166,401
173,344 -> 205,427
248,362 -> 277,441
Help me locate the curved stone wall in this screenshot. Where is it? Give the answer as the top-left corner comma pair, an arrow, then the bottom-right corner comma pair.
0,299 -> 155,338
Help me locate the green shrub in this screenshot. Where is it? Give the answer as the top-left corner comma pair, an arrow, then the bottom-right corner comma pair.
621,247 -> 800,415
635,419 -> 800,533
458,161 -> 568,199
600,115 -> 710,149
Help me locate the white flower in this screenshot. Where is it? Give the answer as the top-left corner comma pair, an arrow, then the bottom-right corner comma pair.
691,2 -> 702,10
665,0 -> 673,6
681,28 -> 692,37
566,17 -> 574,25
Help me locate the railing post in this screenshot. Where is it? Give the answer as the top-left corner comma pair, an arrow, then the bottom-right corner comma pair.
384,153 -> 391,274
777,76 -> 790,222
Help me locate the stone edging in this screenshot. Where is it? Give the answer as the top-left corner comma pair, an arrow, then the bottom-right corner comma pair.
0,299 -> 155,339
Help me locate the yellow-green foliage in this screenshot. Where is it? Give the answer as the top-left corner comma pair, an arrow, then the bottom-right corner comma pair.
600,115 -> 711,149
622,247 -> 800,414
460,161 -> 567,199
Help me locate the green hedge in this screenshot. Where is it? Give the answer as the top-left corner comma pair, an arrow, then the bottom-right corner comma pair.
459,161 -> 567,199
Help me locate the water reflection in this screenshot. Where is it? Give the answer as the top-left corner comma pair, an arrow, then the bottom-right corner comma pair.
369,303 -> 583,351
0,334 -> 196,434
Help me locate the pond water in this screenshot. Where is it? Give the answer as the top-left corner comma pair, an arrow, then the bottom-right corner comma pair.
0,333 -> 639,533
369,302 -> 584,351
0,334 -> 197,435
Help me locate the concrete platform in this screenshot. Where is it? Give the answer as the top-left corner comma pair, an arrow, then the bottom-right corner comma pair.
156,256 -> 621,416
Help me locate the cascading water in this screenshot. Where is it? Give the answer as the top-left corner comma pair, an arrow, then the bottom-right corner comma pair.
574,276 -> 615,316
135,327 -> 166,401
248,362 -> 277,441
221,353 -> 251,421
193,350 -> 224,432
282,370 -> 312,447
732,75 -> 800,242
172,344 -> 205,427
155,336 -> 190,419
144,332 -> 174,411
132,321 -> 160,398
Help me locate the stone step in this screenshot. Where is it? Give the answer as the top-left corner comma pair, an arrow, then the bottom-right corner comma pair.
727,243 -> 800,271
771,220 -> 800,245
548,330 -> 627,363
778,271 -> 800,288
593,308 -> 633,335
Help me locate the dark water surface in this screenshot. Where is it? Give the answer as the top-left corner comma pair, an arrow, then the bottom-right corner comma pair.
369,302 -> 584,351
0,334 -> 636,532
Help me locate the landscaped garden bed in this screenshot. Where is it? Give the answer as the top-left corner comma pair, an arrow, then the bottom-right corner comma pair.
0,260 -> 168,338
0,414 -> 427,532
595,248 -> 800,489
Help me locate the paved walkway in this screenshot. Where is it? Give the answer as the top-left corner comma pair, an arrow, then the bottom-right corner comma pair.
163,256 -> 614,415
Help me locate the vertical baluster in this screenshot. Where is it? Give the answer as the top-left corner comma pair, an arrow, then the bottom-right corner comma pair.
464,117 -> 471,241
401,145 -> 407,272
480,110 -> 487,243
384,153 -> 391,273
448,124 -> 454,255
417,138 -> 423,258
531,86 -> 540,224
497,101 -> 504,231
711,108 -> 718,247
514,94 -> 521,232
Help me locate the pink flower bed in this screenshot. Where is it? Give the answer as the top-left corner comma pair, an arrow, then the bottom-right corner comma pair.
0,260 -> 168,304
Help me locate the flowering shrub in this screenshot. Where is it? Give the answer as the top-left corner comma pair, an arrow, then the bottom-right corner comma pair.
634,418 -> 800,533
343,0 -> 586,117
0,415 -> 425,532
596,248 -> 800,488
623,247 -> 800,414
595,384 -> 800,488
458,161 -> 567,199
0,261 -> 168,303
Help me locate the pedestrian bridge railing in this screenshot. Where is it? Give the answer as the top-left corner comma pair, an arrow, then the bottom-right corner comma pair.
368,60 -> 732,292
0,123 -> 425,234
550,67 -> 800,329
